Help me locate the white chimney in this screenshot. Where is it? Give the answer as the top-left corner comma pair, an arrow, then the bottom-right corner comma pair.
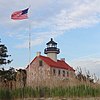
60,58 -> 65,61
36,52 -> 41,56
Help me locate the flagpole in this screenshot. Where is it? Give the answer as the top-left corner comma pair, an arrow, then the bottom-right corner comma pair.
28,19 -> 31,87
11,8 -> 30,99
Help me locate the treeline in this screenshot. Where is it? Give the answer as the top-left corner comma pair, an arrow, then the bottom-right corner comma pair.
0,84 -> 100,100
0,67 -> 26,89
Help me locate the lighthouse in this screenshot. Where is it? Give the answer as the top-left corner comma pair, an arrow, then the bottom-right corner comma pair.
44,38 -> 60,62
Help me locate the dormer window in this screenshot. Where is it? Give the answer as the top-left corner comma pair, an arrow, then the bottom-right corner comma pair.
39,60 -> 43,66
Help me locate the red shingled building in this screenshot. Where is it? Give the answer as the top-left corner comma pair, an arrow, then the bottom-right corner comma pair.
26,38 -> 75,87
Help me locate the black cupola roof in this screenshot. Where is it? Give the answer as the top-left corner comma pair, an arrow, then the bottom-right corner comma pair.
46,38 -> 57,45
44,38 -> 60,54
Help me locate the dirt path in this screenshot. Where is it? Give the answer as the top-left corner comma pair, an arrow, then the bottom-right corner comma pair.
16,97 -> 100,100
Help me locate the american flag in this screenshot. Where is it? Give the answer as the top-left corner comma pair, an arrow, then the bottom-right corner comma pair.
11,8 -> 29,20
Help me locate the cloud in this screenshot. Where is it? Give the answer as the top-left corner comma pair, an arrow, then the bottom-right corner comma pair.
15,31 -> 60,48
30,0 -> 100,38
1,0 -> 100,48
70,56 -> 100,78
15,37 -> 45,48
51,0 -> 100,31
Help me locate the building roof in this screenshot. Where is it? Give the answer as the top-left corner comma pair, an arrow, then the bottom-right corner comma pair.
27,55 -> 75,72
46,38 -> 57,45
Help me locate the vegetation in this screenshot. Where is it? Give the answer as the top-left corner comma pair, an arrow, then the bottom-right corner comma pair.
0,84 -> 100,100
76,67 -> 99,83
0,39 -> 12,65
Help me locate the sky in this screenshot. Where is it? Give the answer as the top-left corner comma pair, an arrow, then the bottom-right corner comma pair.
0,0 -> 100,79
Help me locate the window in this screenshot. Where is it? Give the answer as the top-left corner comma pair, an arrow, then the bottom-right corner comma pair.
58,70 -> 60,75
67,71 -> 69,77
53,69 -> 56,75
63,70 -> 65,77
39,60 -> 43,66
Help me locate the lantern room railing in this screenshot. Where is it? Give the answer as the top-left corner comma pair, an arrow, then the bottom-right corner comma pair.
44,47 -> 60,54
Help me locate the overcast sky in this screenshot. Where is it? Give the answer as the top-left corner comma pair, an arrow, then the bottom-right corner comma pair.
0,0 -> 100,79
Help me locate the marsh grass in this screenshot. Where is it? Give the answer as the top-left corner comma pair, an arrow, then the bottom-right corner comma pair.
0,84 -> 100,100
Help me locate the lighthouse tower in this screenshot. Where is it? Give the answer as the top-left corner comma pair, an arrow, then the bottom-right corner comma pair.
44,38 -> 60,62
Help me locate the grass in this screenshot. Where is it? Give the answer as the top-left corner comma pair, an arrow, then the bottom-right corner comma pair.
0,84 -> 100,100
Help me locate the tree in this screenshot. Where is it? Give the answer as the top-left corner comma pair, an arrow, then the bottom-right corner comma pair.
0,39 -> 12,65
0,67 -> 16,89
